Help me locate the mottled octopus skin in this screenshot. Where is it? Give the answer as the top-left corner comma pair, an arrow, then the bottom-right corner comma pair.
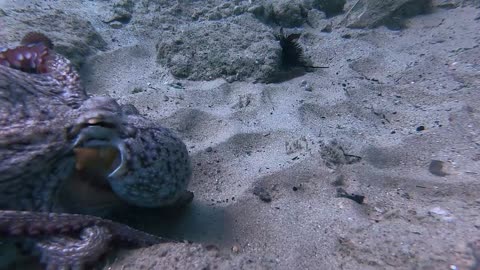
0,43 -> 50,73
0,211 -> 164,246
0,34 -> 192,269
0,32 -> 54,74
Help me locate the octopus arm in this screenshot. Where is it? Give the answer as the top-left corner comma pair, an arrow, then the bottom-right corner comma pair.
0,210 -> 166,246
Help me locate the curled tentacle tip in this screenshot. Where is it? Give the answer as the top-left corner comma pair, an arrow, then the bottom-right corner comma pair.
0,44 -> 50,73
0,32 -> 53,73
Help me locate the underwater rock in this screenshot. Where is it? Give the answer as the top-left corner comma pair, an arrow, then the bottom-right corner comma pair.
343,0 -> 432,29
265,0 -> 309,27
312,0 -> 346,17
156,16 -> 281,82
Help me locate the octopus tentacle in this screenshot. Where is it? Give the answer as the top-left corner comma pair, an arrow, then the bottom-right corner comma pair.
47,53 -> 86,108
0,44 -> 49,73
0,32 -> 87,108
0,32 -> 52,74
0,210 -> 167,247
0,32 -> 189,269
36,226 -> 111,270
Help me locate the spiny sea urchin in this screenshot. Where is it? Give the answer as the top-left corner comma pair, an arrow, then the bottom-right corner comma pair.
278,31 -> 305,69
276,28 -> 327,70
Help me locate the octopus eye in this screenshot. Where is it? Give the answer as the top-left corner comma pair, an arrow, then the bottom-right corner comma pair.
72,119 -> 128,179
88,118 -> 102,125
74,147 -> 121,177
77,118 -> 116,129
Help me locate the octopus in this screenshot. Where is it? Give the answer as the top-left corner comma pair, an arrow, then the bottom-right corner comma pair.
0,32 -> 193,269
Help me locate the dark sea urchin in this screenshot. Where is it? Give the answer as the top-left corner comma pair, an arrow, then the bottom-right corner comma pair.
267,28 -> 327,83
278,31 -> 305,69
276,28 -> 328,70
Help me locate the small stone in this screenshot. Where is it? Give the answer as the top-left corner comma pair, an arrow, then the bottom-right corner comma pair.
253,186 -> 272,202
103,10 -> 132,24
313,0 -> 346,17
332,175 -> 345,186
343,0 -> 431,29
207,11 -> 222,20
336,188 -> 365,204
247,5 -> 264,15
321,23 -> 333,33
436,0 -> 461,9
206,147 -> 213,152
429,160 -> 448,177
109,21 -> 123,29
416,125 -> 425,132
233,6 -> 244,15
131,87 -> 144,94
474,220 -> 480,229
428,207 -> 455,222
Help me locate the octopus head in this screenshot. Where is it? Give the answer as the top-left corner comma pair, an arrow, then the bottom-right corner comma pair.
68,97 -> 191,208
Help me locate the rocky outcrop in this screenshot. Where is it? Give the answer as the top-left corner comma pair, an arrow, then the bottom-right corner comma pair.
156,16 -> 281,82
342,0 -> 432,29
